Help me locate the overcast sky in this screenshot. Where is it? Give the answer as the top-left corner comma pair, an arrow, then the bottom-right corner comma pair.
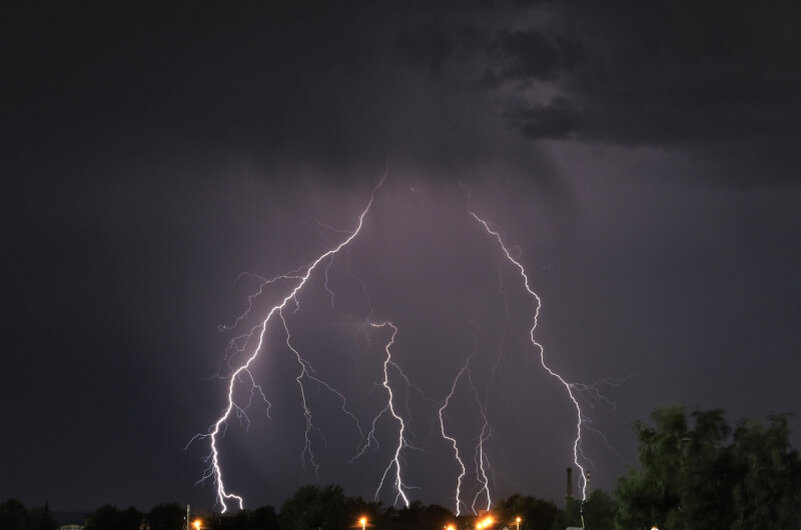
2,0 -> 800,514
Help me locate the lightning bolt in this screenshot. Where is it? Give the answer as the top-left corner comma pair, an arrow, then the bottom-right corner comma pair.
468,368 -> 492,514
369,321 -> 411,507
279,309 -> 365,477
468,211 -> 589,501
189,174 -> 386,512
191,177 -> 601,511
438,363 -> 469,515
571,377 -> 635,468
438,323 -> 493,516
306,218 -> 350,308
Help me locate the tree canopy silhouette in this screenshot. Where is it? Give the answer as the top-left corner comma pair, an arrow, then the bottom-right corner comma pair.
615,405 -> 801,529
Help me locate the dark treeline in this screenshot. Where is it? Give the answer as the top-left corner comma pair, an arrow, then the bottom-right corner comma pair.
0,486 -> 595,530
5,406 -> 801,530
0,499 -> 57,530
0,501 -> 186,530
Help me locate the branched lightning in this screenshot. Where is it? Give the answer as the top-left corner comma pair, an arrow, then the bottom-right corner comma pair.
189,174 -> 386,512
323,255 -> 337,307
218,272 -> 304,333
571,377 -> 635,468
438,324 -> 492,516
189,177 -> 616,511
438,364 -> 470,515
279,310 -> 365,476
569,376 -> 633,413
280,309 -> 323,476
369,321 -> 411,508
468,367 -> 493,513
468,211 -> 589,501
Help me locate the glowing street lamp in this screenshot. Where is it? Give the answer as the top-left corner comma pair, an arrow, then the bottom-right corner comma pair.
514,516 -> 522,530
359,516 -> 368,530
193,520 -> 202,530
476,515 -> 494,530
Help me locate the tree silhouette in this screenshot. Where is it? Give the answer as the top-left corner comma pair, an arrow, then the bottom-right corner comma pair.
0,499 -> 28,530
249,505 -> 280,530
28,502 -> 57,530
551,490 -> 616,530
279,484 -> 349,530
86,504 -> 142,530
615,405 -> 801,529
147,503 -> 184,530
492,494 -> 560,530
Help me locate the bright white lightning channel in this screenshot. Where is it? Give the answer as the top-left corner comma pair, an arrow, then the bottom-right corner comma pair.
438,324 -> 493,516
468,211 -> 588,501
438,360 -> 473,516
468,368 -> 492,514
279,309 -> 365,478
369,321 -> 411,508
189,176 -> 385,512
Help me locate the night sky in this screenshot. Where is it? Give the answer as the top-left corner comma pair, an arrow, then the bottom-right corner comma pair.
3,0 -> 800,515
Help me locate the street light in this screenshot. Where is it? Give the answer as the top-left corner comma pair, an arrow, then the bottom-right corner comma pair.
193,520 -> 202,530
359,516 -> 368,530
476,515 -> 494,530
514,516 -> 521,530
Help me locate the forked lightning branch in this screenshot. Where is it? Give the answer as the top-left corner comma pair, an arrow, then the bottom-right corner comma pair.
189,176 -> 588,512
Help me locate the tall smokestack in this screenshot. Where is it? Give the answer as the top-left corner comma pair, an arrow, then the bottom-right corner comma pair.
566,467 -> 573,499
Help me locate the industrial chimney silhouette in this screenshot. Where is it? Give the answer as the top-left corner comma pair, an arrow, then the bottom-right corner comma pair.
566,467 -> 573,499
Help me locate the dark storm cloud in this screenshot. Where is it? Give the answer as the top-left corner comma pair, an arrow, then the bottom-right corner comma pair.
549,0 -> 801,144
2,1 -> 522,183
485,30 -> 582,83
392,0 -> 801,184
502,96 -> 582,139
6,0 -> 801,188
396,23 -> 455,77
3,2 -> 385,176
501,0 -> 801,183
